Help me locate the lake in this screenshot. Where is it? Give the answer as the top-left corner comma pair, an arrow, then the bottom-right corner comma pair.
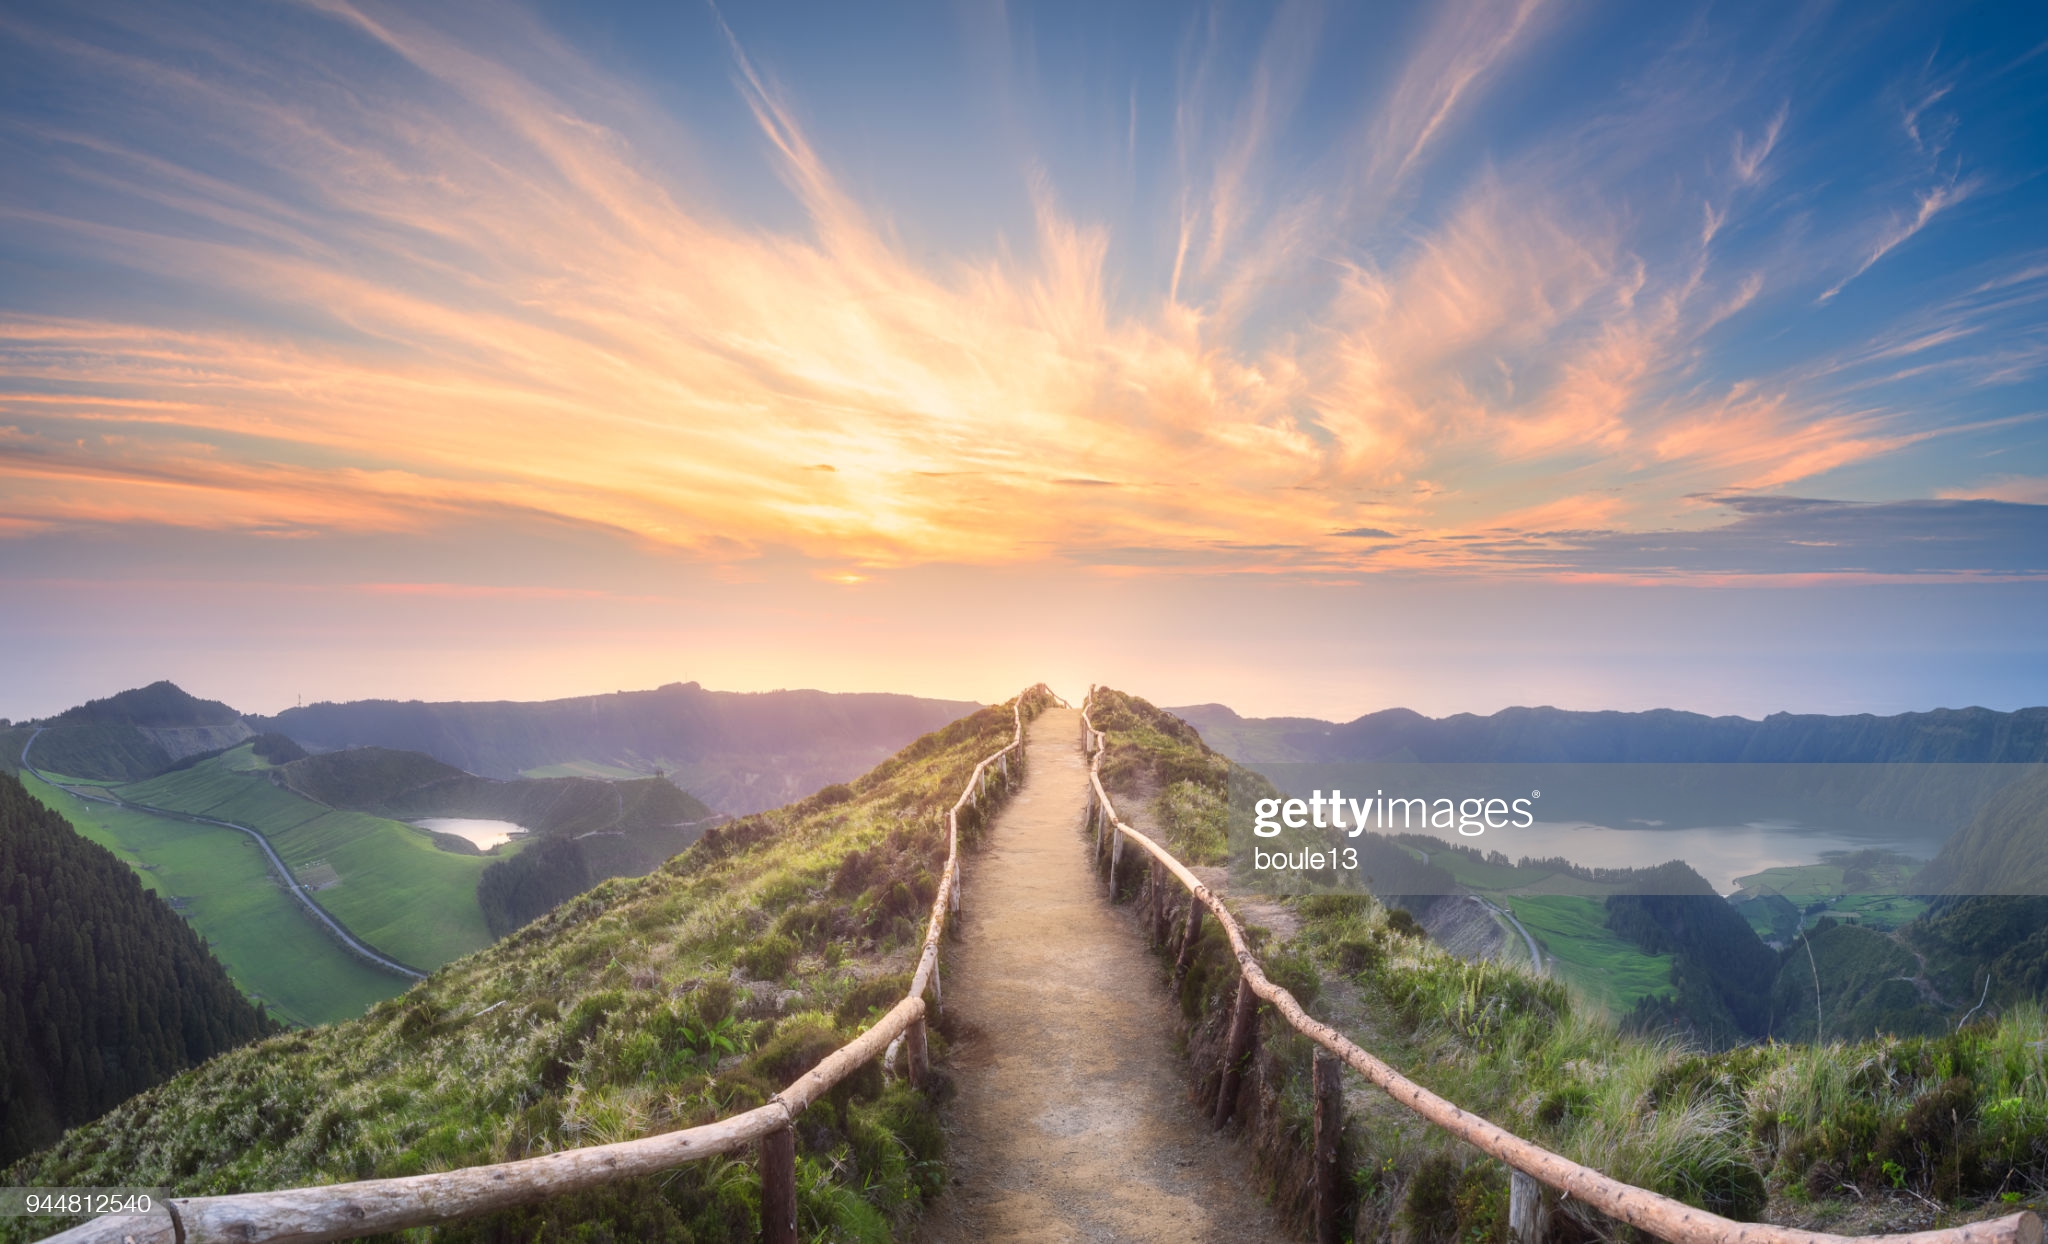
414,817 -> 527,851
1493,819 -> 1940,894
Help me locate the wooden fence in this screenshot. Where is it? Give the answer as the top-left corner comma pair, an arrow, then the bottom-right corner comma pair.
37,693 -> 1039,1244
1076,690 -> 2043,1244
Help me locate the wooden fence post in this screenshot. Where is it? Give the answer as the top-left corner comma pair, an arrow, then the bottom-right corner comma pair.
1509,1169 -> 1546,1244
1108,826 -> 1123,895
1175,901 -> 1204,981
1151,861 -> 1171,945
1213,974 -> 1258,1128
1313,1051 -> 1343,1244
906,1015 -> 930,1089
760,1126 -> 797,1244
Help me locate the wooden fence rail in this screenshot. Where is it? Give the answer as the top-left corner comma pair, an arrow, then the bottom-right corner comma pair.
1077,690 -> 2042,1244
37,694 -> 1038,1244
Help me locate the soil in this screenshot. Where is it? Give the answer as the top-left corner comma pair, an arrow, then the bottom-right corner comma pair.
916,706 -> 1292,1243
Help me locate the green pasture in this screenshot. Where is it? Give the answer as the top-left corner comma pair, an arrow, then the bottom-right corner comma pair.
18,773 -> 403,1027
267,810 -> 505,969
1501,894 -> 1676,1014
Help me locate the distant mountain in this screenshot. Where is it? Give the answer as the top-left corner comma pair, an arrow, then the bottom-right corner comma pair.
0,769 -> 275,1165
9,679 -> 982,814
12,681 -> 254,780
260,681 -> 982,814
1170,702 -> 2048,764
50,680 -> 240,728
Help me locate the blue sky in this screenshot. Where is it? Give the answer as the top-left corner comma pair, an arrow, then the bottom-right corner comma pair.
0,0 -> 2045,720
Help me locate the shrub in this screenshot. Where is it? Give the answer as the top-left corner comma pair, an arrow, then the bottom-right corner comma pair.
737,934 -> 799,981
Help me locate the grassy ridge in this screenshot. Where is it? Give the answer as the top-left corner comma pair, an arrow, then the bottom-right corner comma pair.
17,773 -> 402,1027
4,690 -> 1049,1244
114,749 -> 500,970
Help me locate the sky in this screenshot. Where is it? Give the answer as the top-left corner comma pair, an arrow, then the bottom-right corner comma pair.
2,0 -> 2046,722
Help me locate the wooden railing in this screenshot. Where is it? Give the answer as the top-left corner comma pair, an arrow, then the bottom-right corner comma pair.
39,692 -> 1040,1244
1076,690 -> 2043,1244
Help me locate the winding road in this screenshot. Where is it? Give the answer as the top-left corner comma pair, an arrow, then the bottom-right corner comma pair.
18,729 -> 424,981
1471,894 -> 1545,975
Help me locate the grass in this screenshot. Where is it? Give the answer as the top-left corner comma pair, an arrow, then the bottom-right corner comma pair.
1501,895 -> 1676,1012
34,771 -> 123,786
3,690 -> 1054,1244
17,772 -> 404,1028
113,748 -> 502,970
1735,858 -> 1931,934
266,810 -> 504,968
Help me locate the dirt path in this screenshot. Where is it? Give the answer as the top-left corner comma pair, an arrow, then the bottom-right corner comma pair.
916,707 -> 1292,1244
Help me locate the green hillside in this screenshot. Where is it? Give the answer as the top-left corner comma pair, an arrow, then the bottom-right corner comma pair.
1913,768 -> 2048,895
114,749 -> 501,970
2,692 -> 1048,1244
1098,689 -> 2048,1237
1499,894 -> 1674,1011
49,680 -> 242,727
0,771 -> 276,1166
15,726 -> 175,783
17,682 -> 256,782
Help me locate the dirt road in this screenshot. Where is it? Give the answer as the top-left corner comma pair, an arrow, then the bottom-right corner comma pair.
916,706 -> 1291,1243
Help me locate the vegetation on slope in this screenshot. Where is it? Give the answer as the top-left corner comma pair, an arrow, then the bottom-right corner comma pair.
1097,688 -> 2048,1240
47,680 -> 242,728
18,771 -> 403,1027
15,682 -> 256,781
1915,770 -> 2048,896
1087,687 -> 1234,865
0,771 -> 276,1167
4,690 -> 1050,1244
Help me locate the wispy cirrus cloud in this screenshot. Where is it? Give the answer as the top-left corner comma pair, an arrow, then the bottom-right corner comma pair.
1817,173 -> 1982,304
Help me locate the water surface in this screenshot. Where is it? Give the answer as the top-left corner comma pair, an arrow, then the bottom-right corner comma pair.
414,817 -> 525,851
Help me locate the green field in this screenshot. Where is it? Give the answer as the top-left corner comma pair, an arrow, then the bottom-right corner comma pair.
114,749 -> 508,970
1734,855 -> 1929,933
19,773 -> 403,1027
1500,895 -> 1676,1013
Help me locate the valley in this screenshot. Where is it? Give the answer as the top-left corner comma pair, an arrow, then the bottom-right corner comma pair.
13,770 -> 403,1028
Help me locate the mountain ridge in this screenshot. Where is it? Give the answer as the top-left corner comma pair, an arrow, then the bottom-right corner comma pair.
258,681 -> 984,813
1171,701 -> 2048,764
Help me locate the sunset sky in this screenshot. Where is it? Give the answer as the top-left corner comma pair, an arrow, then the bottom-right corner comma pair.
3,0 -> 2046,722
